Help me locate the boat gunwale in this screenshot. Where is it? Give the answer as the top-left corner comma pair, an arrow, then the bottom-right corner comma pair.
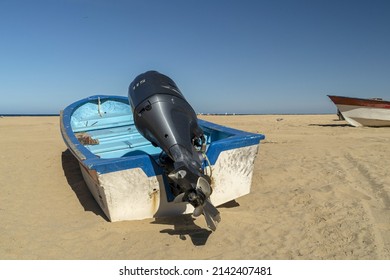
328,95 -> 390,109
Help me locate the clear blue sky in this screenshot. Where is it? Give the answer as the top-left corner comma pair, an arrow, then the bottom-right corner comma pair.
1,0 -> 389,114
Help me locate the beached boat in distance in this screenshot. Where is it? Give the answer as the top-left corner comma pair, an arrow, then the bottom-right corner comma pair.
60,95 -> 264,223
328,95 -> 390,127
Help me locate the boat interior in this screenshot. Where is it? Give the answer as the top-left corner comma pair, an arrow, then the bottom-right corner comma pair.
70,99 -> 233,159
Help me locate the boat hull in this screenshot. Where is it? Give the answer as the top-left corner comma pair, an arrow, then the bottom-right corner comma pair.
78,144 -> 259,221
60,95 -> 265,222
328,95 -> 390,127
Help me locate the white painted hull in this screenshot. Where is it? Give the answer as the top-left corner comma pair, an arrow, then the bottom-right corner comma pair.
337,104 -> 390,127
80,145 -> 260,222
61,95 -> 265,223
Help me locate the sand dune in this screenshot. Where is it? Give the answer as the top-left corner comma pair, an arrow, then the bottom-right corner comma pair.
1,115 -> 389,259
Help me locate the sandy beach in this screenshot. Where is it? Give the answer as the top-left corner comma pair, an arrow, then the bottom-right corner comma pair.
1,114 -> 390,260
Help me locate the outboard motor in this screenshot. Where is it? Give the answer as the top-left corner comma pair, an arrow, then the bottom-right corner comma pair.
128,71 -> 220,230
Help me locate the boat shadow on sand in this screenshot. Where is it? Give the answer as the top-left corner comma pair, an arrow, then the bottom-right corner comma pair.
153,200 -> 239,246
309,123 -> 353,127
152,215 -> 212,246
61,149 -> 109,221
309,119 -> 353,127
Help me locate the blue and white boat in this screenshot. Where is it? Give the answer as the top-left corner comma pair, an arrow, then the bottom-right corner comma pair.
60,95 -> 265,222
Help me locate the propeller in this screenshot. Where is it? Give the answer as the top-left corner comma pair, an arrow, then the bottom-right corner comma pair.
192,176 -> 211,217
173,176 -> 221,231
194,177 -> 221,230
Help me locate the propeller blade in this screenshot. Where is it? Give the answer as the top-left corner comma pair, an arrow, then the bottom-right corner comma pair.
193,205 -> 203,217
201,200 -> 221,231
203,199 -> 221,221
196,176 -> 211,198
203,208 -> 220,231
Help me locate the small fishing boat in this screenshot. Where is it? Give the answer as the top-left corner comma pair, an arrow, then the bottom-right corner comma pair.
328,95 -> 390,127
60,95 -> 265,222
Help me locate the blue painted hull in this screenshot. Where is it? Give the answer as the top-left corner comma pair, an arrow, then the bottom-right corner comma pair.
60,95 -> 265,221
